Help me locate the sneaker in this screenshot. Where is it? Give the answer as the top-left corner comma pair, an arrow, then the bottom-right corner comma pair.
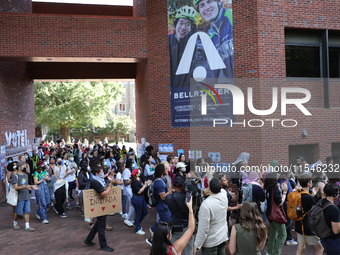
106,224 -> 113,231
100,246 -> 114,252
50,202 -> 54,207
66,204 -> 73,210
122,213 -> 128,219
75,203 -> 81,209
119,211 -> 123,215
109,213 -> 115,216
35,213 -> 41,220
149,228 -> 154,237
84,239 -> 95,246
136,229 -> 145,235
53,207 -> 58,214
41,219 -> 49,224
59,213 -> 67,218
146,237 -> 152,246
25,227 -> 36,232
286,239 -> 298,245
124,219 -> 134,227
13,225 -> 21,230
84,218 -> 91,223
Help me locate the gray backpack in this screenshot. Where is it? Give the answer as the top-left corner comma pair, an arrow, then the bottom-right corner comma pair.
308,199 -> 334,239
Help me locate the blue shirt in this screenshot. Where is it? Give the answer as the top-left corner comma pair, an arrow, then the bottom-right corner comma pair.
154,178 -> 167,203
207,8 -> 234,80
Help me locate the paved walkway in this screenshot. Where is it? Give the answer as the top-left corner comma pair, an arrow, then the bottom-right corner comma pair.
0,197 -> 317,255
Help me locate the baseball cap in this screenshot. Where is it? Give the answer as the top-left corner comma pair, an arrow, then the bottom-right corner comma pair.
127,151 -> 135,156
67,153 -> 74,158
131,169 -> 138,176
44,151 -> 50,155
37,161 -> 44,167
17,162 -> 25,168
176,162 -> 187,171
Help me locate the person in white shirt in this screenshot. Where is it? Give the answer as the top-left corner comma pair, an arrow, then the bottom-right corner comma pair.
194,177 -> 229,255
122,158 -> 135,227
64,154 -> 79,209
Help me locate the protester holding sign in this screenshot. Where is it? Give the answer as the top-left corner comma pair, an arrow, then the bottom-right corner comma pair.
84,166 -> 117,252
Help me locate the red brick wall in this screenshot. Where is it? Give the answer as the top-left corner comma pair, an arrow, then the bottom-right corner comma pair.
32,2 -> 133,17
0,0 -> 33,202
0,13 -> 147,59
0,61 -> 35,201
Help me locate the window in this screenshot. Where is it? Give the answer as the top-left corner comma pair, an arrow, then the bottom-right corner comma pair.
122,88 -> 126,98
119,103 -> 126,112
329,31 -> 340,78
286,46 -> 321,77
285,30 -> 322,78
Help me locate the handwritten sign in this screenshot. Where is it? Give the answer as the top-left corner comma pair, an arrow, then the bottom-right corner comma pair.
83,187 -> 122,218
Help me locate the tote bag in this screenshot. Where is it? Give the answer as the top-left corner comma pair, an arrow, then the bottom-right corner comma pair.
269,190 -> 287,224
7,185 -> 18,206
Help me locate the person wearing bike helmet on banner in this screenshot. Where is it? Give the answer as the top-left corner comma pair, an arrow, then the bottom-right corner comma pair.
193,0 -> 234,80
169,6 -> 198,88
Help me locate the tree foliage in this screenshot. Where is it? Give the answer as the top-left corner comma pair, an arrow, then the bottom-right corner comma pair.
34,81 -> 125,141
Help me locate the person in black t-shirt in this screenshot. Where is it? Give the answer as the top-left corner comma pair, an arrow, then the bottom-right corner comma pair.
130,168 -> 152,235
320,183 -> 340,255
84,166 -> 117,252
166,176 -> 194,255
295,174 -> 323,255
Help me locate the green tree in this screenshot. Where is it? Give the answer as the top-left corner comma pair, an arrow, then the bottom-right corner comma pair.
34,81 -> 124,143
99,115 -> 134,139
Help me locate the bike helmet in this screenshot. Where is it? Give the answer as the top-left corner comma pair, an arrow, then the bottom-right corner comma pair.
175,6 -> 197,22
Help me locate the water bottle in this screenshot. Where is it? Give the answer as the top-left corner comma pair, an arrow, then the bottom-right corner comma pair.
296,205 -> 303,217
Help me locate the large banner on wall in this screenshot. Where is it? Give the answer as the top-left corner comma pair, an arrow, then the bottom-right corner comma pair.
169,0 -> 234,127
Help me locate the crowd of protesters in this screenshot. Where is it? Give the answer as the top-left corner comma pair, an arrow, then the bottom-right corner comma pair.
3,138 -> 340,255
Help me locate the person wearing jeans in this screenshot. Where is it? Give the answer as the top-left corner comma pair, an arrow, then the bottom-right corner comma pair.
33,161 -> 51,224
146,164 -> 172,246
130,169 -> 151,235
264,172 -> 288,255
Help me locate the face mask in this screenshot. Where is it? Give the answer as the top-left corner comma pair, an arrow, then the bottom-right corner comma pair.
87,166 -> 91,171
39,149 -> 42,151
8,160 -> 13,163
103,161 -> 108,166
132,164 -> 136,168
58,161 -> 62,166
25,156 -> 28,159
23,167 -> 27,172
13,166 -> 17,169
70,157 -> 74,162
98,172 -> 104,178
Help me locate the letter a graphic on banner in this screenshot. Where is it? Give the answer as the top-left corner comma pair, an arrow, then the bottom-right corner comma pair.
176,32 -> 226,76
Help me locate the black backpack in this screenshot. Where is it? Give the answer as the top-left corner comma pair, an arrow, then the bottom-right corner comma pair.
144,178 -> 165,207
308,199 -> 334,239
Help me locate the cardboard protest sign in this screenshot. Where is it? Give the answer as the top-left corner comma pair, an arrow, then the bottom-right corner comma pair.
83,186 -> 122,218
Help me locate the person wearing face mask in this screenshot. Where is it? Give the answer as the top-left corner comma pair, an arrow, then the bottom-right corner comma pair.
78,161 -> 91,221
84,166 -> 117,252
33,161 -> 51,224
48,157 -> 56,205
19,154 -> 32,186
64,154 -> 79,210
102,157 -> 112,183
53,157 -> 68,218
122,158 -> 136,226
38,147 -> 44,161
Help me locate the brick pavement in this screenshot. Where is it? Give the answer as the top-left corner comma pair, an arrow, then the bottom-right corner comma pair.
0,195 -> 317,255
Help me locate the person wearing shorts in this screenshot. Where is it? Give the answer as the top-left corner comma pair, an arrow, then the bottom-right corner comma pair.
295,174 -> 323,255
12,162 -> 36,232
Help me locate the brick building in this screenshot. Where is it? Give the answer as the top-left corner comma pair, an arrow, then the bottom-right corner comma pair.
1,0 -> 340,201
